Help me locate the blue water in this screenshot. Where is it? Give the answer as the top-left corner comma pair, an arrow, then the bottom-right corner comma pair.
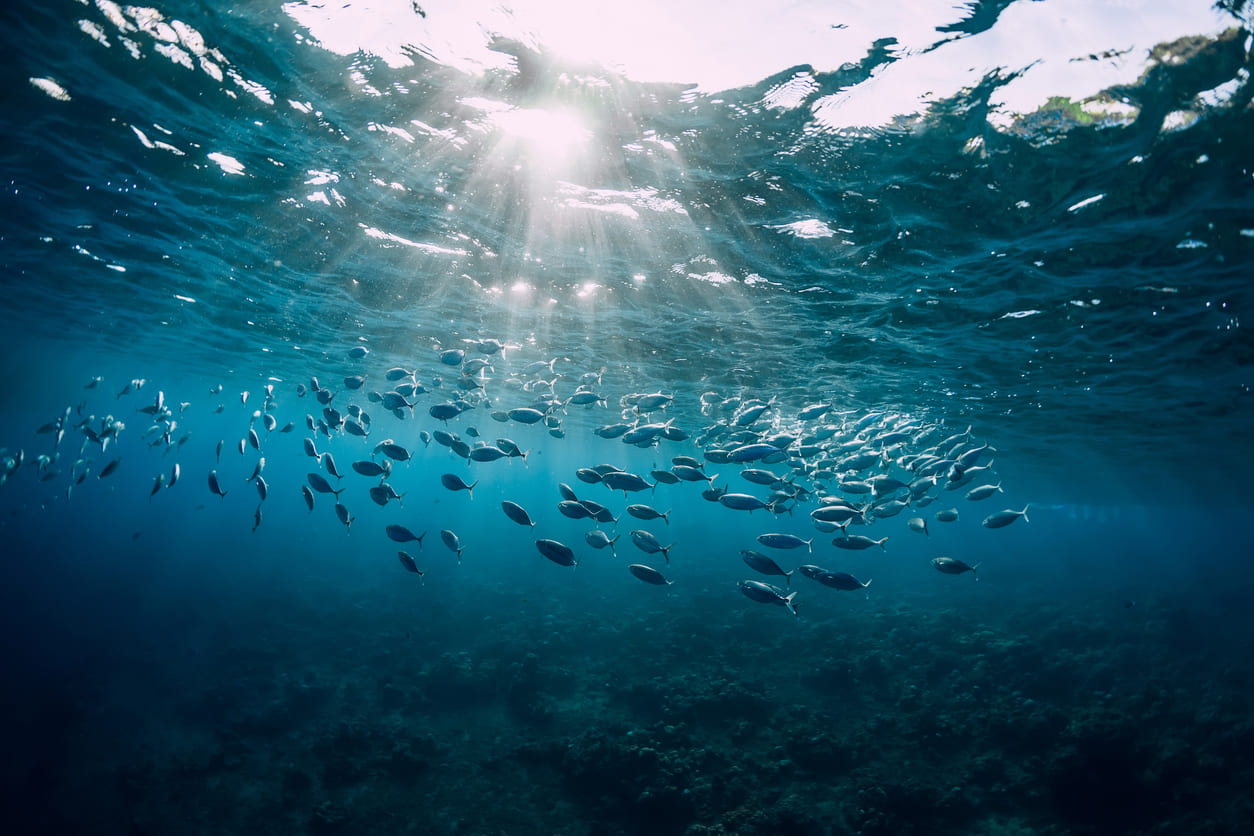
3,2 -> 1254,834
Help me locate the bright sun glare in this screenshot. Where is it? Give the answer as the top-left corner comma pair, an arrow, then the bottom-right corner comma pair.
490,106 -> 591,167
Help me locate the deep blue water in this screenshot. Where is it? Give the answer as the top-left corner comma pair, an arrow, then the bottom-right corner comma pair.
3,2 -> 1254,834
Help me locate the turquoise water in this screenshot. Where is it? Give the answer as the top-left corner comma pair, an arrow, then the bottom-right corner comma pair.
2,2 -> 1253,834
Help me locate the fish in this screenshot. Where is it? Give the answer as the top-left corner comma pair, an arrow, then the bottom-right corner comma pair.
440,473 -> 477,497
384,367 -> 411,381
150,473 -> 165,498
584,530 -> 619,553
629,530 -> 674,564
440,529 -> 463,561
933,557 -> 979,577
738,580 -> 798,616
535,538 -> 577,567
215,439 -> 223,461
810,503 -> 864,523
672,465 -> 717,485
798,403 -> 831,420
579,499 -> 617,523
352,460 -> 390,478
98,457 -> 122,479
965,482 -> 1004,501
246,457 -> 266,482
982,506 -> 1030,529
469,445 -> 508,463
306,472 -> 344,497
796,564 -> 828,581
208,470 -> 227,498
302,484 -> 315,512
934,508 -> 960,522
594,423 -> 632,439
348,346 -> 369,359
741,550 -> 794,586
507,407 -> 546,424
368,484 -> 405,507
727,442 -> 780,463
906,517 -> 929,536
255,475 -> 268,501
566,391 -> 606,408
651,469 -> 681,485
169,462 -> 180,488
601,471 -> 655,495
501,500 -> 535,529
248,428 -> 260,450
575,467 -> 604,484
379,442 -> 412,462
323,452 -> 343,479
626,504 -> 670,525
386,525 -> 426,545
621,420 -> 675,445
629,564 -> 672,586
558,500 -> 594,520
252,505 -> 262,532
741,468 -> 784,486
756,532 -> 812,552
557,482 -> 579,502
631,392 -> 673,412
719,493 -> 770,513
815,571 -> 872,592
335,503 -> 354,532
397,551 -> 424,578
832,534 -> 889,551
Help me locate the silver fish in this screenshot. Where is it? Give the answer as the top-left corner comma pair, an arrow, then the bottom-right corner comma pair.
440,529 -> 463,562
982,506 -> 1029,529
629,530 -> 674,564
440,473 -> 476,497
738,580 -> 798,616
933,556 -> 979,576
756,532 -> 812,552
501,500 -> 535,529
585,530 -> 618,553
741,550 -> 793,586
535,538 -> 577,567
626,504 -> 669,524
628,564 -> 671,586
386,525 -> 425,545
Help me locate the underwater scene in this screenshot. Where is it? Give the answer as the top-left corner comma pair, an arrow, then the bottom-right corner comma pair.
2,1 -> 1254,834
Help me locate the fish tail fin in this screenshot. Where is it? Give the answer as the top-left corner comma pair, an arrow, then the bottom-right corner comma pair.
662,511 -> 670,525
1021,505 -> 1030,522
785,569 -> 793,588
972,563 -> 980,580
878,537 -> 889,551
468,481 -> 478,499
806,537 -> 813,553
786,592 -> 799,617
418,531 -> 427,548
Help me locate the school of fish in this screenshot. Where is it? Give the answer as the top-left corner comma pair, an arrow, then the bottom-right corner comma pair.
0,340 -> 1031,617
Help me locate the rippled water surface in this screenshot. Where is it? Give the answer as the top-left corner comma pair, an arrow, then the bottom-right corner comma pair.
3,2 -> 1254,834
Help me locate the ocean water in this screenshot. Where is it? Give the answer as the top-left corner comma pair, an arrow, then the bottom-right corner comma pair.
2,1 -> 1253,834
